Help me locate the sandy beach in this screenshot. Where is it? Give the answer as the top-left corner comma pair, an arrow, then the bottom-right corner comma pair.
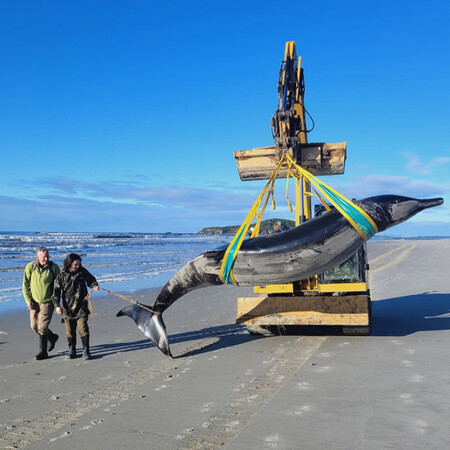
1,239 -> 450,449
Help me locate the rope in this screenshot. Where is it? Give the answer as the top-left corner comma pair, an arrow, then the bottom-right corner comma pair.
87,290 -> 95,319
85,287 -> 157,316
60,288 -> 157,325
99,287 -> 157,313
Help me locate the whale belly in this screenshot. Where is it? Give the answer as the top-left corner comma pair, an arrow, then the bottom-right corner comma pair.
232,225 -> 363,285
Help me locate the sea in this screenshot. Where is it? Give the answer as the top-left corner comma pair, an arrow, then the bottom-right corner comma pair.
0,231 -> 233,314
1,231 -> 448,315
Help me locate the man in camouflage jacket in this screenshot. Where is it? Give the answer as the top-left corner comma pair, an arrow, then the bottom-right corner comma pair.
52,253 -> 99,360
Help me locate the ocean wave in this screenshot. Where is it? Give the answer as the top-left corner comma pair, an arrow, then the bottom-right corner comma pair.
0,231 -> 230,312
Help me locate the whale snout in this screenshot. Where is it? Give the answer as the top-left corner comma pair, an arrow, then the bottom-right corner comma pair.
358,195 -> 444,232
418,197 -> 444,210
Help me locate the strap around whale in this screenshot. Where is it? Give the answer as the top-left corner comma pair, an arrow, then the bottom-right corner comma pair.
220,157 -> 284,285
284,154 -> 378,241
220,154 -> 378,285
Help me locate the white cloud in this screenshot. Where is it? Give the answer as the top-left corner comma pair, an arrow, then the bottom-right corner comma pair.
2,171 -> 449,235
330,174 -> 448,199
401,151 -> 450,176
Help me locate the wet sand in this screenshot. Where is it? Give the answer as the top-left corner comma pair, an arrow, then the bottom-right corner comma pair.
1,239 -> 450,449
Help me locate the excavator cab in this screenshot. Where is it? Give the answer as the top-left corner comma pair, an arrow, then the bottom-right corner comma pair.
314,204 -> 369,288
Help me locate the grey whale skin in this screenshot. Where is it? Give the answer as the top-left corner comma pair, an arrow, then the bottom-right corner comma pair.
117,195 -> 443,356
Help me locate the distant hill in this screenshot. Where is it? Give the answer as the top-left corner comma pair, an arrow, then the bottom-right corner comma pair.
198,218 -> 296,235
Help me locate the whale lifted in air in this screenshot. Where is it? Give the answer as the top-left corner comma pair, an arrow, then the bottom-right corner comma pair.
117,195 -> 443,357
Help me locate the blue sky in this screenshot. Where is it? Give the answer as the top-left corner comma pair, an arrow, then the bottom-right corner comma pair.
0,0 -> 449,235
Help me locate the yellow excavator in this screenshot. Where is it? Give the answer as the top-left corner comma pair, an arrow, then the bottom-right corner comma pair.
233,42 -> 371,335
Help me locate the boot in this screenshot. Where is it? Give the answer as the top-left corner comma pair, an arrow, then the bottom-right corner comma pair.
48,330 -> 59,352
67,337 -> 76,359
35,334 -> 48,360
81,335 -> 91,360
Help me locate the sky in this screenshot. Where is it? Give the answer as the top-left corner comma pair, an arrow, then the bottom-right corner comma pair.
0,0 -> 449,235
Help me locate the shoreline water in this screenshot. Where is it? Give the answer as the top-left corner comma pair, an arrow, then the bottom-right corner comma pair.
2,234 -> 449,316
0,231 -> 234,315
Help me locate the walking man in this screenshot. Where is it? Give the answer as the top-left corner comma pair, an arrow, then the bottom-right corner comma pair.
52,253 -> 99,360
22,247 -> 60,360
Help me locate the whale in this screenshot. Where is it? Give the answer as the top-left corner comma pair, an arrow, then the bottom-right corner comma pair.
117,195 -> 443,357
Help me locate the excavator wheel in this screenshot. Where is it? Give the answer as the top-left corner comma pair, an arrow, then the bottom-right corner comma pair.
246,324 -> 277,336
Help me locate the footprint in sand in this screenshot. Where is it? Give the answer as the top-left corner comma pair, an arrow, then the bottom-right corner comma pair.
265,433 -> 280,448
49,431 -> 71,442
224,420 -> 240,432
233,383 -> 247,392
400,393 -> 415,405
293,405 -> 311,415
414,419 -> 428,434
165,373 -> 179,381
79,418 -> 104,431
410,374 -> 424,383
51,376 -> 66,383
201,402 -> 214,412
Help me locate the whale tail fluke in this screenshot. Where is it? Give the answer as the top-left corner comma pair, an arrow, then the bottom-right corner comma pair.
117,305 -> 173,358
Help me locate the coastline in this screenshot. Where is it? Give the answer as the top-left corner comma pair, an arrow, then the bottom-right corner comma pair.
1,239 -> 450,449
2,236 -> 449,317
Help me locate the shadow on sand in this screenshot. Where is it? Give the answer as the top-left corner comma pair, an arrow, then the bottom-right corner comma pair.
87,292 -> 450,359
256,292 -> 450,338
87,324 -> 252,359
371,292 -> 450,336
169,323 -> 253,358
88,338 -> 152,359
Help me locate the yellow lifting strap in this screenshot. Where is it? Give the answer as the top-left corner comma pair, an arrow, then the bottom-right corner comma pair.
220,154 -> 378,285
220,157 -> 284,285
284,154 -> 378,239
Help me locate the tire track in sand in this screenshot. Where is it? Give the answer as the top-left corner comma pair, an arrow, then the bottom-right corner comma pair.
0,337 -> 220,449
175,336 -> 325,450
370,243 -> 416,275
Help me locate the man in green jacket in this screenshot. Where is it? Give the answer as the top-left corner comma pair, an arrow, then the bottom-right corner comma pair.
22,247 -> 61,360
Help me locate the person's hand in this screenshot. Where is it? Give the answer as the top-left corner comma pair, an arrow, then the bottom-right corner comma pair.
93,285 -> 100,291
56,307 -> 63,316
27,301 -> 35,311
